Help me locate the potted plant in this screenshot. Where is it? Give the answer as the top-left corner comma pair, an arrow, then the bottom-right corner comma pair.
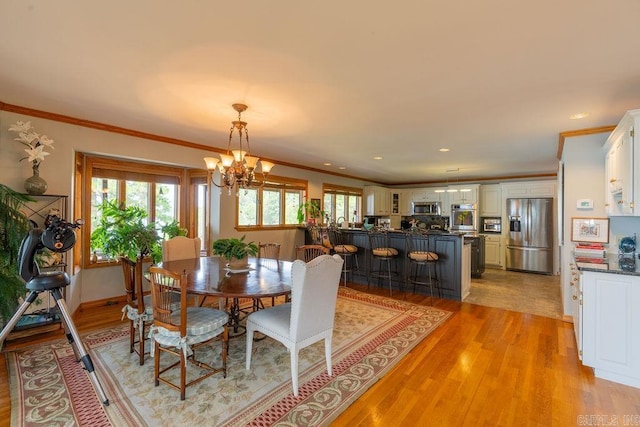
90,200 -> 161,263
212,235 -> 258,269
0,184 -> 34,323
296,200 -> 324,225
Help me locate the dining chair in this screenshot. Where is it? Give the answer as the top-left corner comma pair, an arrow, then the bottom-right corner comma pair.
163,236 -> 203,306
405,230 -> 440,304
257,242 -> 282,308
162,236 -> 201,261
148,266 -> 229,400
296,244 -> 330,262
120,255 -> 152,365
258,242 -> 281,260
245,254 -> 344,397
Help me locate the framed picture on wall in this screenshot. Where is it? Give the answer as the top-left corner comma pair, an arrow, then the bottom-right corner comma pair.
570,217 -> 609,243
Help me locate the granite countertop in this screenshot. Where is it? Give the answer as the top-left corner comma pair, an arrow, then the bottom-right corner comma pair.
574,253 -> 640,276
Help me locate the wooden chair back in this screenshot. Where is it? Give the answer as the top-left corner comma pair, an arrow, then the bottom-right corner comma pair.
258,242 -> 281,260
162,236 -> 201,262
296,244 -> 330,262
148,266 -> 188,336
120,256 -> 144,315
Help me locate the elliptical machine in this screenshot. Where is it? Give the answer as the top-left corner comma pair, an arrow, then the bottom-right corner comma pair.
0,214 -> 109,405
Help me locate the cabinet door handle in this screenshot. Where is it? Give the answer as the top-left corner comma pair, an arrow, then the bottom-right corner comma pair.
610,178 -> 617,183
572,295 -> 578,300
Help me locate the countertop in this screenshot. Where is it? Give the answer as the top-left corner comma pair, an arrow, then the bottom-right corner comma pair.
574,253 -> 640,276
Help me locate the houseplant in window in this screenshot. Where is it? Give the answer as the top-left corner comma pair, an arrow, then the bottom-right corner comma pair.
212,235 -> 258,270
0,184 -> 34,324
296,200 -> 324,225
90,200 -> 160,263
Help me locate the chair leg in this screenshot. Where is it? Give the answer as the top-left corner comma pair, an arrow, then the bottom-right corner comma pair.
137,318 -> 145,366
324,336 -> 333,377
129,319 -> 135,354
246,326 -> 254,370
180,350 -> 187,401
154,341 -> 160,387
291,347 -> 299,397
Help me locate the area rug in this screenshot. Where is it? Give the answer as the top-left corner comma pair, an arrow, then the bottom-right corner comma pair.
7,288 -> 451,426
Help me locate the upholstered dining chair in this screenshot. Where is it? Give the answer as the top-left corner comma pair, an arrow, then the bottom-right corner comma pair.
120,255 -> 152,365
148,266 -> 229,400
296,244 -> 330,262
162,236 -> 201,261
245,254 -> 344,397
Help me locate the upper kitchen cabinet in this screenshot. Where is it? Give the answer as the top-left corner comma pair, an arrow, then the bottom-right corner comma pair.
480,184 -> 502,216
364,185 -> 391,216
604,109 -> 638,216
391,190 -> 411,216
501,180 -> 556,198
448,184 -> 479,205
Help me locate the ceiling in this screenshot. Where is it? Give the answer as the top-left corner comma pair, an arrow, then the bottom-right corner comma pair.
2,1 -> 640,185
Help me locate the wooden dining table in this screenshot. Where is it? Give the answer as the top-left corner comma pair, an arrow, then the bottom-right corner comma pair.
157,256 -> 292,335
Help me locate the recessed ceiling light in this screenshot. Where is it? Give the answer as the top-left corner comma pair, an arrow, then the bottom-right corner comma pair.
570,112 -> 590,120
373,156 -> 383,160
439,148 -> 450,152
323,162 -> 332,166
338,166 -> 346,170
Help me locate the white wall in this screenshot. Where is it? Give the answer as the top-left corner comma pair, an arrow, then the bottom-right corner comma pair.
561,132 -> 607,316
0,110 -> 369,310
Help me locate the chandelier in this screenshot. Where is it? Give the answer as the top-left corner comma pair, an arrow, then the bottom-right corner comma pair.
204,103 -> 275,194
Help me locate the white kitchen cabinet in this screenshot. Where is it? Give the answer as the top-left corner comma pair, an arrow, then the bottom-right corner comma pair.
604,110 -> 637,216
400,189 -> 413,215
480,184 -> 502,217
448,184 -> 479,205
501,180 -> 556,198
570,263 -> 583,360
581,271 -> 640,388
364,185 -> 391,216
483,234 -> 502,267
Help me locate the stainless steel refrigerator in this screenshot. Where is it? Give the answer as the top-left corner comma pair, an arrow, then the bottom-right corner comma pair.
506,197 -> 554,274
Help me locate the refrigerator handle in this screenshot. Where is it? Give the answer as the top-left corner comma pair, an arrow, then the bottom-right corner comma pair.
526,200 -> 531,244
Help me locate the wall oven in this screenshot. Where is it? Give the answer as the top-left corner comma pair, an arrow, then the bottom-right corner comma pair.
450,203 -> 478,232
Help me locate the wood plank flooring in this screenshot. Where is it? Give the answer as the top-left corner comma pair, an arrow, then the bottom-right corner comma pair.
2,282 -> 639,426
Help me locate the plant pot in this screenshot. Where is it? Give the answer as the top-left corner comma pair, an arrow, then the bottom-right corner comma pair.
227,256 -> 249,270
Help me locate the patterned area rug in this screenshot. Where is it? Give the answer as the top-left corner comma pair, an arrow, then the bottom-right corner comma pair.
7,288 -> 451,426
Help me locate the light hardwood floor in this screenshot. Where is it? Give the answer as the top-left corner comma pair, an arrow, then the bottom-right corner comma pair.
2,282 -> 639,426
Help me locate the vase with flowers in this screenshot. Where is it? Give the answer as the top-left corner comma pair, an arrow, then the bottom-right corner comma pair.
8,121 -> 55,195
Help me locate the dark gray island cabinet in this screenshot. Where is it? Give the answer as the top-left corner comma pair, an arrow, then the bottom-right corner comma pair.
332,230 -> 471,301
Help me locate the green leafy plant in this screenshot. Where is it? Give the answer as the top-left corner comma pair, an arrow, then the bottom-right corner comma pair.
211,235 -> 258,261
296,200 -> 324,224
0,184 -> 34,322
90,200 -> 160,262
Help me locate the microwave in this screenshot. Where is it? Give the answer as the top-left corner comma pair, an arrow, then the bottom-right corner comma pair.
482,217 -> 502,233
413,201 -> 441,216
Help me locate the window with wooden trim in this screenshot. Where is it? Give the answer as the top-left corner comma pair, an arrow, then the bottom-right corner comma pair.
79,155 -> 196,267
236,175 -> 307,229
322,184 -> 363,224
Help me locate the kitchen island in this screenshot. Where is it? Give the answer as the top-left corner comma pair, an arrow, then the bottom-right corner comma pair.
307,228 -> 472,301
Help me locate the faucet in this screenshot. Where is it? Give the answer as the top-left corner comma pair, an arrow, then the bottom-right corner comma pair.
336,216 -> 346,228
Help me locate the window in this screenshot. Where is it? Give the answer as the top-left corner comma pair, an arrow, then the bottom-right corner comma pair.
236,175 -> 307,229
322,184 -> 363,224
79,155 -> 191,267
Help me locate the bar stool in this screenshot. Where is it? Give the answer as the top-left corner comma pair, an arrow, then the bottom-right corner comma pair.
405,230 -> 440,304
368,229 -> 401,296
328,227 -> 360,285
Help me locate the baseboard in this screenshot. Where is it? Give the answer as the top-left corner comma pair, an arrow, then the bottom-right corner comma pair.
562,314 -> 574,323
77,295 -> 127,311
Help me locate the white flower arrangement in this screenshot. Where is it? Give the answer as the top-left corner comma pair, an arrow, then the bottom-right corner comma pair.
8,121 -> 55,167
